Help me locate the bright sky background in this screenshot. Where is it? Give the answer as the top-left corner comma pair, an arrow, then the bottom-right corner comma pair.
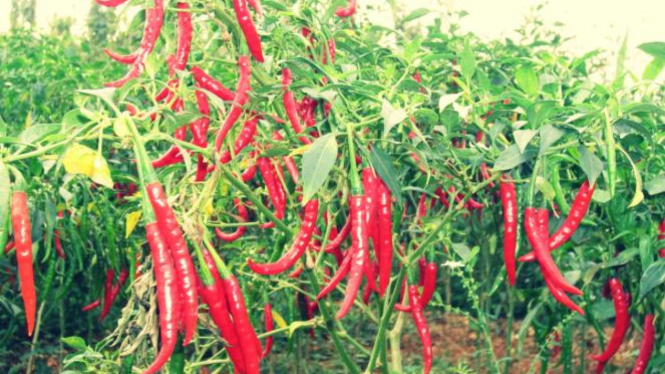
1,0 -> 663,75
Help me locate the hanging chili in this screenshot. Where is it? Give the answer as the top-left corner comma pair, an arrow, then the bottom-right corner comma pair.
335,0 -> 357,18
219,117 -> 258,164
11,190 -> 36,336
248,199 -> 319,274
409,284 -> 433,374
232,0 -> 264,62
81,299 -> 101,312
191,66 -> 236,101
214,56 -> 251,152
592,278 -> 629,370
281,68 -> 311,145
215,198 -> 249,242
262,304 -> 274,358
377,178 -> 393,297
629,314 -> 655,374
336,194 -> 368,319
500,177 -> 517,286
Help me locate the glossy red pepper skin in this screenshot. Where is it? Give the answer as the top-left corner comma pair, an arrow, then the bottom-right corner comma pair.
172,3 -> 192,71
214,56 -> 251,152
282,68 -> 311,145
100,268 -> 128,321
377,178 -> 393,297
262,304 -> 274,358
335,0 -> 357,17
81,299 -> 101,312
310,218 -> 351,253
95,0 -> 130,6
11,191 -> 36,336
520,181 -> 595,262
215,198 -> 249,242
103,48 -> 137,64
395,262 -> 437,312
142,222 -> 179,374
222,274 -> 261,374
592,279 -> 629,366
362,168 -> 380,256
105,0 -> 164,87
500,179 -> 518,286
336,195 -> 369,320
257,157 -> 285,226
219,117 -> 258,164
409,285 -> 433,374
146,182 -> 198,345
629,314 -> 655,374
248,199 -> 319,274
198,249 -> 246,373
151,96 -> 188,169
232,0 -> 264,62
191,66 -> 236,101
317,248 -> 352,299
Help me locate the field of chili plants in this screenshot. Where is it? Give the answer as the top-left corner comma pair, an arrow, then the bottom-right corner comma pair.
0,0 -> 664,373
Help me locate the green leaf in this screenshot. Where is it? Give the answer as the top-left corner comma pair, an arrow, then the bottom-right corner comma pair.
515,65 -> 539,95
381,99 -> 407,138
413,109 -> 438,127
578,146 -> 603,186
301,133 -> 338,204
536,176 -> 556,200
513,130 -> 537,153
612,33 -> 628,89
642,58 -> 665,81
61,336 -> 87,351
451,243 -> 472,262
623,103 -> 665,115
494,145 -> 536,171
0,162 -> 10,254
539,125 -> 565,155
460,42 -> 476,79
638,42 -> 665,59
62,109 -> 91,130
517,303 -> 542,353
370,146 -> 402,204
403,37 -> 422,62
645,174 -> 665,196
0,115 -> 7,137
526,100 -> 557,129
638,259 -> 665,301
18,123 -> 60,145
402,8 -> 429,23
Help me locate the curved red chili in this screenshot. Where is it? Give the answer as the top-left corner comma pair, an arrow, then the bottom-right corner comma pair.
100,268 -> 128,321
219,117 -> 258,164
191,66 -> 236,101
659,218 -> 665,257
396,262 -> 437,312
81,299 -> 101,312
317,249 -> 352,299
592,279 -> 629,366
232,0 -> 264,62
146,182 -> 199,345
103,48 -> 137,64
500,178 -> 517,286
172,2 -> 192,71
336,195 -> 368,320
257,157 -> 285,227
520,181 -> 595,262
142,222 -> 179,374
221,273 -> 261,374
409,284 -> 432,374
282,68 -> 311,145
214,56 -> 251,152
215,198 -> 248,242
262,304 -> 274,358
11,191 -> 36,336
629,314 -> 655,374
248,199 -> 319,274
377,178 -> 393,297
95,0 -> 130,7
335,0 -> 357,18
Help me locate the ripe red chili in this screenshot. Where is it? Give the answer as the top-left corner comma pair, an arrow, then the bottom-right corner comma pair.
172,3 -> 192,71
11,191 -> 36,336
100,268 -> 128,321
95,0 -> 130,7
215,198 -> 248,242
520,181 -> 595,262
219,117 -> 258,164
248,199 -> 319,274
317,249 -> 352,299
142,222 -> 180,374
81,299 -> 101,312
377,178 -> 393,297
281,68 -> 312,145
232,0 -> 264,62
146,182 -> 199,345
592,279 -> 629,370
262,304 -> 274,358
103,49 -> 136,65
257,157 -> 286,226
105,0 -> 164,87
362,168 -> 380,255
214,56 -> 251,152
629,314 -> 655,374
222,272 -> 261,374
659,218 -> 665,257
409,285 -> 433,374
500,178 -> 517,286
396,262 -> 437,312
191,66 -> 236,101
336,195 -> 369,320
335,0 -> 357,18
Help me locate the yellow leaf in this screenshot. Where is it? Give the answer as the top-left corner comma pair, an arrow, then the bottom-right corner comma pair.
271,310 -> 287,330
62,143 -> 114,188
288,144 -> 310,157
113,117 -> 130,138
616,144 -> 644,208
126,211 -> 142,238
203,199 -> 214,218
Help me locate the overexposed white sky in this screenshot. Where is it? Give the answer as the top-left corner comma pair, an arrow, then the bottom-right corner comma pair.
1,0 -> 663,75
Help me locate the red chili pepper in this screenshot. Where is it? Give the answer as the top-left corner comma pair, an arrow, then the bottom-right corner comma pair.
103,48 -> 137,64
336,195 -> 369,320
395,262 -> 437,312
282,68 -> 312,145
322,38 -> 336,64
262,304 -> 274,358
480,163 -> 495,189
363,168 -> 380,256
191,66 -> 236,101
232,0 -> 264,62
317,249 -> 352,299
146,182 -> 199,345
142,222 -> 180,374
377,178 -> 393,297
215,198 -> 248,242
500,178 -> 518,286
105,0 -> 164,87
81,299 -> 101,312
219,117 -> 258,164
257,157 -> 285,226
526,207 -> 584,314
11,191 -> 36,336
248,199 -> 319,274
592,279 -> 629,369
95,0 -> 130,7
310,218 -> 351,253
659,218 -> 665,257
100,268 -> 128,321
335,0 -> 357,18
214,56 -> 251,153
519,181 -> 595,262
198,249 -> 246,373
629,314 -> 655,374
409,284 -> 433,374
172,3 -> 192,71
221,272 -> 261,374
